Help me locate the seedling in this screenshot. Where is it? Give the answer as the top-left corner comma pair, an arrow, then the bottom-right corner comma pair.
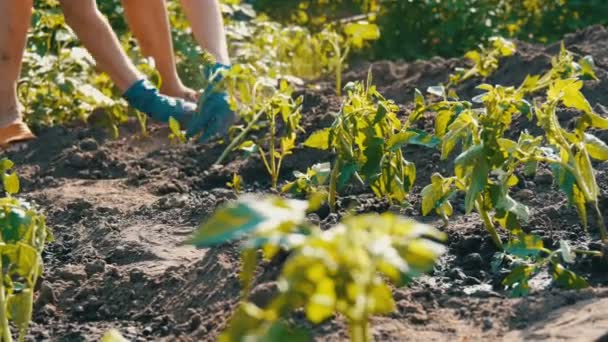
494,235 -> 602,297
168,116 -> 187,144
317,22 -> 380,96
305,72 -> 439,210
190,195 -> 445,342
0,159 -> 52,342
227,173 -> 243,195
449,37 -> 516,87
281,162 -> 331,196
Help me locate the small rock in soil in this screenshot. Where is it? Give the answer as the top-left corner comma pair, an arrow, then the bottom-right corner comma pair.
58,265 -> 87,282
464,276 -> 482,285
36,281 -> 57,307
250,282 -> 278,308
41,304 -> 57,317
534,171 -> 553,185
79,138 -> 98,151
447,267 -> 466,280
84,259 -> 106,276
463,253 -> 483,270
483,318 -> 494,330
514,189 -> 534,201
67,152 -> 90,169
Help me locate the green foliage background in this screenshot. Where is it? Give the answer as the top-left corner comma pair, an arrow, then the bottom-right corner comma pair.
252,0 -> 608,60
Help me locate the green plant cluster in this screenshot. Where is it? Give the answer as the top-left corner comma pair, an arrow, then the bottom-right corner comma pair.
190,195 -> 446,341
0,159 -> 52,341
304,72 -> 439,209
252,0 -> 608,61
24,0 -> 378,139
420,42 -> 607,296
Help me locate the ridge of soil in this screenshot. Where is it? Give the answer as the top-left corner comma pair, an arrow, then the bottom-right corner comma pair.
3,25 -> 608,341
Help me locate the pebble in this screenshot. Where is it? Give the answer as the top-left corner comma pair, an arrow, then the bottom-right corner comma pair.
37,281 -> 57,306
514,189 -> 534,201
79,138 -> 98,151
463,253 -> 483,270
447,267 -> 466,280
534,172 -> 553,185
85,259 -> 106,276
58,265 -> 87,282
483,318 -> 494,330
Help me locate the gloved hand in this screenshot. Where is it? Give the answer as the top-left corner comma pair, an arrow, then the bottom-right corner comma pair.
122,79 -> 196,123
186,63 -> 236,142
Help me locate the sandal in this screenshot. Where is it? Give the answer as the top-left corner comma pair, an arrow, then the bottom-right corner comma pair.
0,122 -> 36,147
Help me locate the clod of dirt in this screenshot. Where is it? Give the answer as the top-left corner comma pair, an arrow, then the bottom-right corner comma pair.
84,259 -> 107,276
57,264 -> 87,282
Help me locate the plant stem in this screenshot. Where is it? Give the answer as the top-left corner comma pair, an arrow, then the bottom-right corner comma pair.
270,115 -> 277,189
0,257 -> 12,342
475,197 -> 503,250
215,105 -> 268,165
591,201 -> 607,242
349,321 -> 371,342
329,157 -> 342,212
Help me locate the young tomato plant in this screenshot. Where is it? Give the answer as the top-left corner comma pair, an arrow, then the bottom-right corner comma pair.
534,78 -> 608,241
235,81 -> 304,190
189,195 -> 445,342
317,22 -> 380,96
0,159 -> 53,342
492,235 -> 602,297
227,173 -> 243,195
305,72 -> 439,210
449,36 -> 516,87
281,162 -> 331,196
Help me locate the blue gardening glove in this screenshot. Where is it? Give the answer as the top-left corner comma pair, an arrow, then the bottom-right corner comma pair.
123,79 -> 196,123
186,63 -> 236,142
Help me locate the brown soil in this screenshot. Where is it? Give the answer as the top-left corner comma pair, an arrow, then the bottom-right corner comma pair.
3,25 -> 608,342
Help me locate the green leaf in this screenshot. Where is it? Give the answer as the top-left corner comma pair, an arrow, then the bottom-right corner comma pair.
305,277 -> 336,323
8,290 -> 33,331
584,133 -> 608,161
575,149 -> 598,199
0,159 -> 14,172
338,162 -> 358,188
435,110 -> 453,137
506,235 -> 544,258
579,55 -> 598,80
559,240 -> 575,264
240,248 -> 258,297
464,158 -> 488,213
304,129 -> 331,150
4,172 -> 20,195
360,137 -> 384,179
455,144 -> 484,166
502,265 -> 535,297
404,129 -> 441,148
344,22 -> 380,48
102,329 -> 129,342
189,196 -> 308,247
547,79 -> 593,114
552,263 -> 588,289
427,85 -> 445,98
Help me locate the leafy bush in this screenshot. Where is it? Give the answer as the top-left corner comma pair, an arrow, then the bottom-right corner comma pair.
190,195 -> 445,341
253,0 -> 608,61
